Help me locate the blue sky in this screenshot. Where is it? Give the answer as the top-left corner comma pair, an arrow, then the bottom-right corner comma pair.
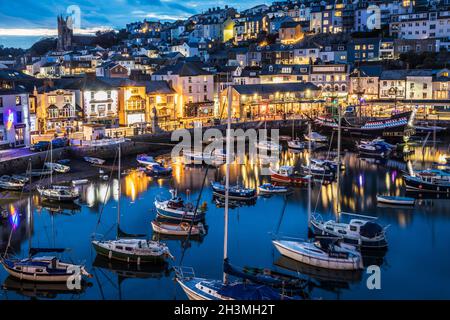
0,0 -> 269,32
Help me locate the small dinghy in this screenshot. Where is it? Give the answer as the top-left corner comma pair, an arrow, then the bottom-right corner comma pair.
304,132 -> 328,143
376,195 -> 415,206
258,183 -> 291,194
151,221 -> 206,236
0,176 -> 25,191
273,238 -> 363,271
72,179 -> 89,186
84,157 -> 106,165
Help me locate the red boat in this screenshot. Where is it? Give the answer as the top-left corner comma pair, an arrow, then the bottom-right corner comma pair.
270,166 -> 310,185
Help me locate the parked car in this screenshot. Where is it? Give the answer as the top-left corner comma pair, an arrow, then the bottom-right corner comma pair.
30,141 -> 50,152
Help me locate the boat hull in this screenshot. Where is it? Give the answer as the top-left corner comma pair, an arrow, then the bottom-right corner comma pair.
376,196 -> 415,205
271,173 -> 309,185
92,241 -> 167,264
273,240 -> 362,271
404,176 -> 450,193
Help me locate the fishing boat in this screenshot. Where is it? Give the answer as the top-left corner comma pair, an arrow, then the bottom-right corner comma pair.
270,166 -> 311,185
376,195 -> 415,206
136,154 -> 160,167
310,216 -> 388,249
272,238 -> 363,271
92,145 -> 172,265
45,162 -> 70,173
37,185 -> 79,202
315,110 -> 416,143
304,131 -> 328,143
151,220 -> 206,236
154,190 -> 207,222
84,157 -> 106,165
211,182 -> 257,201
0,176 -> 25,191
255,140 -> 281,152
0,251 -> 92,282
258,183 -> 291,194
403,169 -> 450,193
287,139 -> 306,150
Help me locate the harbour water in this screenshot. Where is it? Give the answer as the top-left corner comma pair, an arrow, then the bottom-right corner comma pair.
1,143 -> 450,300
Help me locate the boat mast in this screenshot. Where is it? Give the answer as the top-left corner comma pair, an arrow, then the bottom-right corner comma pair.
50,140 -> 53,185
223,86 -> 232,284
117,144 -> 121,238
307,122 -> 312,228
336,103 -> 342,222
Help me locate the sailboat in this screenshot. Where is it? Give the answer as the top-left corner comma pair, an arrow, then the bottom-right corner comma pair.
92,144 -> 173,265
272,122 -> 363,271
310,105 -> 389,250
37,143 -> 79,202
0,181 -> 91,282
174,84 -> 300,301
287,119 -> 306,151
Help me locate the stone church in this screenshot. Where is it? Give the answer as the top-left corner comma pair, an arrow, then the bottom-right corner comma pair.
57,15 -> 96,52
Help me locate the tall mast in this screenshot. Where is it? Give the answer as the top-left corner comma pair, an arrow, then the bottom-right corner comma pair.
307,122 -> 312,228
336,103 -> 342,222
50,140 -> 53,185
223,86 -> 232,284
117,144 -> 121,237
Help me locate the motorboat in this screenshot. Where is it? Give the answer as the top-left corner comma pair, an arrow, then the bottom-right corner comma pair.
211,182 -> 257,201
137,154 -> 160,167
0,176 -> 25,191
273,238 -> 363,271
270,166 -> 311,185
304,132 -> 328,143
255,140 -> 281,152
258,183 -> 291,194
287,139 -> 306,150
44,162 -> 70,173
403,169 -> 450,193
154,190 -> 206,222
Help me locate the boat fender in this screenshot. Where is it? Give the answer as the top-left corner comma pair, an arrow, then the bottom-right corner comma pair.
108,250 -> 112,259
181,222 -> 190,231
137,257 -> 141,265
127,257 -> 130,263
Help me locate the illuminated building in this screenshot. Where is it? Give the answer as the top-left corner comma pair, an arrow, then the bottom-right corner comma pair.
219,82 -> 320,121
0,90 -> 30,148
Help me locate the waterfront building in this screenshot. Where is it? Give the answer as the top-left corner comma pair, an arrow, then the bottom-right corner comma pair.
219,82 -> 320,121
151,62 -> 214,121
259,64 -> 309,84
349,65 -> 382,104
0,89 -> 31,149
279,21 -> 304,44
390,10 -> 450,40
34,85 -> 81,134
309,64 -> 349,100
347,37 -> 381,63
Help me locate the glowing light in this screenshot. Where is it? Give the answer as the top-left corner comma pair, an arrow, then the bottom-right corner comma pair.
6,110 -> 14,130
9,205 -> 19,230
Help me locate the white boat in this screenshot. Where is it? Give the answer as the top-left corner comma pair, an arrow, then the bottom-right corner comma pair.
183,150 -> 226,165
304,132 -> 328,143
0,256 -> 91,283
136,154 -> 160,167
72,179 -> 89,186
151,221 -> 206,236
0,176 -> 25,191
84,157 -> 106,165
255,140 -> 281,152
37,185 -> 79,202
258,183 -> 291,194
287,139 -> 305,150
273,238 -> 363,271
45,162 -> 70,173
376,195 -> 415,206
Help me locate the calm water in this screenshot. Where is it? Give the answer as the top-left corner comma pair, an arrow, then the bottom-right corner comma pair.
1,143 -> 450,300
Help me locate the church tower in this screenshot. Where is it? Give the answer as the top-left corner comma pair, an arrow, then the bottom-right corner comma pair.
57,15 -> 74,51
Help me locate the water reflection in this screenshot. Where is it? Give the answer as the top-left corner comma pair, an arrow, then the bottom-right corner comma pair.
1,142 -> 450,299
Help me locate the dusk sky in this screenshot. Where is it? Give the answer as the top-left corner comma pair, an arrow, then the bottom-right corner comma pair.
0,0 -> 269,36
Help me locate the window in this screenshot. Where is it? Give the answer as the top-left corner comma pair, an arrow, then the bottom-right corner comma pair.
423,83 -> 428,89
188,86 -> 192,94
204,95 -> 208,101
90,92 -> 95,99
16,111 -> 22,123
49,96 -> 56,104
204,85 -> 207,92
423,92 -> 427,99
188,77 -> 192,83
107,91 -> 111,99
0,97 -> 2,108
350,226 -> 357,232
108,104 -> 112,111
91,105 -> 95,112
15,96 -> 21,106
368,44 -> 374,50
0,113 -> 3,125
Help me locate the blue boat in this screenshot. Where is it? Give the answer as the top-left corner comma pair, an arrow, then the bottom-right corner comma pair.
211,182 -> 257,200
174,267 -> 300,300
